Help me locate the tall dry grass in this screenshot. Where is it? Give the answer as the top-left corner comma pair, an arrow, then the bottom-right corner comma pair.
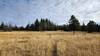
0,31 -> 99,56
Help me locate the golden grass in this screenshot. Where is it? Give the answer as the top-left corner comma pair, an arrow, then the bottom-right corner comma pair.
0,31 -> 99,56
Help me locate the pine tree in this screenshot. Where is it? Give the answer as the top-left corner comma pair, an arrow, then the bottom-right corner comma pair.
30,23 -> 35,31
62,24 -> 69,31
0,22 -> 9,31
68,15 -> 80,31
26,24 -> 31,31
87,21 -> 97,33
19,26 -> 25,31
81,22 -> 86,31
0,22 -> 5,30
34,19 -> 39,31
13,25 -> 18,31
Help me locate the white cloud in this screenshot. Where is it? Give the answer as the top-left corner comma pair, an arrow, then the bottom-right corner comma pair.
0,0 -> 100,26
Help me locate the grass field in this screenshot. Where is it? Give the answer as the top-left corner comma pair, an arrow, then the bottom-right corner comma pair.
0,31 -> 99,56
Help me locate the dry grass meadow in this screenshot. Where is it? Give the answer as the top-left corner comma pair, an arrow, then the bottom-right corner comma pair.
0,31 -> 99,56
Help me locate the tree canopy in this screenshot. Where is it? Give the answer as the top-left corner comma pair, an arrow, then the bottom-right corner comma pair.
0,15 -> 100,33
68,15 -> 80,31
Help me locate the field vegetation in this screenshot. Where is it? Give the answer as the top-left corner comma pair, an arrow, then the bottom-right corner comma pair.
0,31 -> 99,56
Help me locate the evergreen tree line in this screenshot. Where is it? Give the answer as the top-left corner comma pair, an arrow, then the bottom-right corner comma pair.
0,15 -> 100,33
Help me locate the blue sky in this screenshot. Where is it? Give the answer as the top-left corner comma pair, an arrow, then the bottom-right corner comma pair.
0,0 -> 100,26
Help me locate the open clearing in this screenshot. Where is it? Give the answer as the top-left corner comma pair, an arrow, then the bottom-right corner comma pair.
0,31 -> 99,56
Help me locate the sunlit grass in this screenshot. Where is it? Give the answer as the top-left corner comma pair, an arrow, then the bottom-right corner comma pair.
0,31 -> 99,56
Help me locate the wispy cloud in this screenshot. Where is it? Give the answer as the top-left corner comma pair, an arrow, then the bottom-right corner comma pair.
0,0 -> 100,26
